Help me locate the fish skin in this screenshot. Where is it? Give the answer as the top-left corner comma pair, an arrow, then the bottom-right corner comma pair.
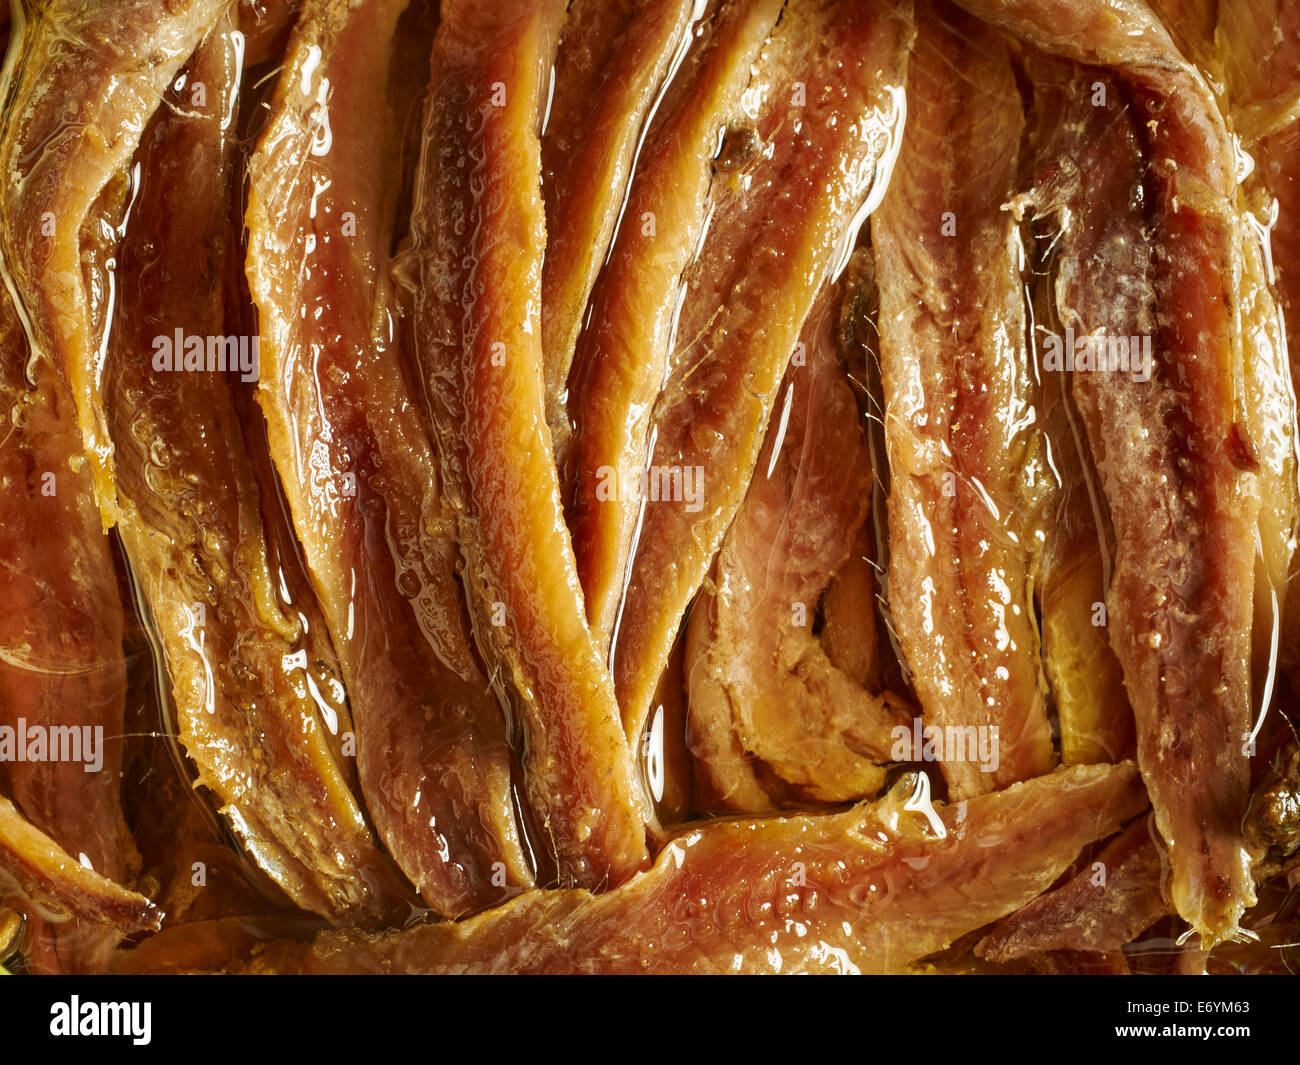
998,4 -> 1259,943
235,762 -> 1147,975
540,0 -> 698,452
246,0 -> 532,915
563,0 -> 785,654
612,0 -> 914,753
404,0 -> 653,889
0,0 -> 228,517
977,815 -> 1170,961
685,284 -> 910,812
874,0 -> 1055,800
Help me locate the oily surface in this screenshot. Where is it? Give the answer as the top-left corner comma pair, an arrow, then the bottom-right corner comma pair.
2,0 -> 1297,975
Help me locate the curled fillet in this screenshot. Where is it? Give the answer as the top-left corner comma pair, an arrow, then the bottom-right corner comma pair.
563,0 -> 784,653
231,762 -> 1146,975
247,0 -> 532,916
111,19 -> 406,926
0,0 -> 227,515
541,0 -> 700,449
612,0 -> 914,751
685,284 -> 910,812
404,0 -> 652,889
873,0 -> 1055,800
990,0 -> 1261,942
0,797 -> 159,936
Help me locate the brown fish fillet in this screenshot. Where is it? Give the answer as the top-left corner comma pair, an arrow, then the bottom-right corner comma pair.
1215,0 -> 1300,144
110,913 -> 325,975
0,281 -> 130,974
235,762 -> 1146,975
874,0 -> 1054,799
540,0 -> 699,448
404,0 -> 652,889
685,285 -> 909,811
0,0 -> 227,515
1020,71 -> 1135,767
1214,1 -> 1300,704
822,530 -> 884,694
111,21 -> 409,926
1040,514 -> 1136,765
563,0 -> 784,653
246,0 -> 532,914
1166,0 -> 1300,772
993,2 -> 1260,942
613,0 -> 913,752
238,0 -> 300,64
977,815 -> 1169,961
0,797 -> 159,935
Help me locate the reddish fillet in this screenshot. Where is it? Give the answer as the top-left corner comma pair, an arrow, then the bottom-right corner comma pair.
874,0 -> 1055,799
246,0 -> 533,914
239,763 -> 1146,975
612,0 -> 913,751
992,0 -> 1261,941
685,285 -> 910,811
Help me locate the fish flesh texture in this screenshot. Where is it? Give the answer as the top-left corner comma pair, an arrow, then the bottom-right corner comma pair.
0,0 -> 228,514
612,0 -> 914,752
540,0 -> 699,451
983,0 -> 1261,943
685,283 -> 910,811
563,0 -> 785,654
246,0 -> 532,915
403,0 -> 652,889
112,17 -> 409,925
874,0 -> 1055,799
236,762 -> 1146,974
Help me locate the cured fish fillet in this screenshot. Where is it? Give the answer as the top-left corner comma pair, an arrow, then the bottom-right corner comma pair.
238,0 -> 300,64
0,797 -> 159,936
237,762 -> 1146,975
563,0 -> 784,653
983,0 -> 1261,942
1212,1 -> 1300,696
111,19 -> 409,926
246,0 -> 532,915
612,0 -> 913,750
404,0 -> 652,889
685,285 -> 910,811
1035,373 -> 1135,766
977,816 -> 1169,961
0,285 -> 131,973
0,0 -> 227,515
1021,72 -> 1135,767
873,0 -> 1054,799
540,0 -> 698,448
